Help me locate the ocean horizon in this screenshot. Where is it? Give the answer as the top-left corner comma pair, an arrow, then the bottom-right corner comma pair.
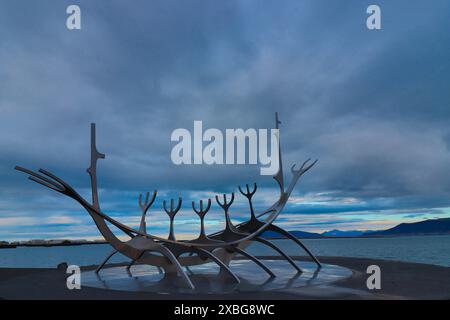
1,235 -> 449,269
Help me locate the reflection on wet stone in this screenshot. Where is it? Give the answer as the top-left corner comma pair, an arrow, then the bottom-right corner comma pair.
82,260 -> 352,294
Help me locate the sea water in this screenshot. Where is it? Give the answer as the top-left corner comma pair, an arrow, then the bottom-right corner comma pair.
0,235 -> 449,268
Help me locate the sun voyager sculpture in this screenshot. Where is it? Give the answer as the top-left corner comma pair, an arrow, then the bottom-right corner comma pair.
15,113 -> 321,290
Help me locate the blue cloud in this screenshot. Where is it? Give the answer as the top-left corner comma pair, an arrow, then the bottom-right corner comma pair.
1,0 -> 450,240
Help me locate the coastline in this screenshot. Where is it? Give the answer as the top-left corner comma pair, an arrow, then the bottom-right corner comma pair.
0,241 -> 107,249
2,233 -> 450,249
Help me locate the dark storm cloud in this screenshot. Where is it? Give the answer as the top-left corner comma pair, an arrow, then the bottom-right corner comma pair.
1,0 -> 450,239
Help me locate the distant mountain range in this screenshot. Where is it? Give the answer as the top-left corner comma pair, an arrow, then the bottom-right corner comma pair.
262,218 -> 450,239
364,218 -> 450,237
262,230 -> 322,239
262,229 -> 375,239
2,218 -> 449,248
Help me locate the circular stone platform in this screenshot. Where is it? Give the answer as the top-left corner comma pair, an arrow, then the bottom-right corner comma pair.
82,259 -> 352,294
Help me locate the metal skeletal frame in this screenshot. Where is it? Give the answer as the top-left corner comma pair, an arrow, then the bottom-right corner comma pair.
15,113 -> 321,290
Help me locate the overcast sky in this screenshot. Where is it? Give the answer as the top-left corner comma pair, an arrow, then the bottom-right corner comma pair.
1,0 -> 450,241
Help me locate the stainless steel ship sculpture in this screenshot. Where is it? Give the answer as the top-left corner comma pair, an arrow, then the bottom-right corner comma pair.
15,113 -> 321,290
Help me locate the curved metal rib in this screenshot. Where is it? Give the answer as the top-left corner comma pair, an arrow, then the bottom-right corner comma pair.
127,258 -> 139,271
127,247 -> 195,290
230,246 -> 275,278
157,245 -> 195,289
96,249 -> 118,273
127,250 -> 146,271
194,248 -> 240,284
254,237 -> 302,273
266,224 -> 321,268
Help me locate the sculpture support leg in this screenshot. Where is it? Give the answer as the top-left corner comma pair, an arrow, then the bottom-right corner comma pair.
267,224 -> 322,268
127,251 -> 146,271
230,246 -> 275,278
95,249 -> 118,274
126,258 -> 139,271
194,248 -> 240,284
126,247 -> 195,290
185,266 -> 194,275
157,246 -> 195,290
254,237 -> 302,273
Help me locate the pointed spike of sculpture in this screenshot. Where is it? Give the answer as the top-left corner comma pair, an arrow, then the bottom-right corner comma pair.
239,183 -> 257,199
95,250 -> 118,274
15,166 -> 65,192
139,190 -> 157,234
239,182 -> 258,219
192,198 -> 212,239
28,176 -> 63,193
215,193 -> 234,211
163,197 -> 182,240
192,198 -> 211,216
